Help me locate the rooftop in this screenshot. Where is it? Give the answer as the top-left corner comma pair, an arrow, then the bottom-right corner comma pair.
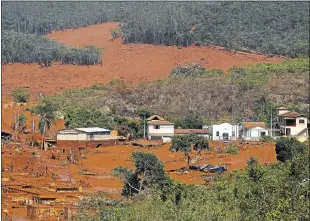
147,120 -> 174,125
241,122 -> 267,129
278,111 -> 304,118
147,115 -> 165,121
75,127 -> 110,133
277,106 -> 288,110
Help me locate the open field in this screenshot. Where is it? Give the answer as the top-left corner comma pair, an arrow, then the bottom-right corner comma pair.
1,22 -> 283,102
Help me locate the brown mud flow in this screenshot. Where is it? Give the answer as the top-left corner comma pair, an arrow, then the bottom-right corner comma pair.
2,22 -> 283,102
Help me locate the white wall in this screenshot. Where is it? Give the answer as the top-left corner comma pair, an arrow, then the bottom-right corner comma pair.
243,126 -> 269,141
279,117 -> 308,136
57,132 -> 111,141
57,133 -> 87,141
147,124 -> 174,139
212,123 -> 239,140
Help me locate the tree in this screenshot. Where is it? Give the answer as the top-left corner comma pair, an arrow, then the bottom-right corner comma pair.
33,99 -> 57,149
275,137 -> 307,162
10,88 -> 30,103
17,114 -> 27,131
170,134 -> 209,169
112,152 -> 169,197
247,156 -> 265,182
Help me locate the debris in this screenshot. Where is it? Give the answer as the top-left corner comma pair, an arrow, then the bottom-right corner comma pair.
78,170 -> 97,176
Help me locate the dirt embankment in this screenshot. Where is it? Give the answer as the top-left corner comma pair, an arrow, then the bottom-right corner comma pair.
2,22 -> 283,102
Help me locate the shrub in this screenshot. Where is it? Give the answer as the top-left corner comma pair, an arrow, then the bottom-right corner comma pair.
11,88 -> 30,103
260,135 -> 275,142
275,137 -> 307,162
170,63 -> 206,77
225,145 -> 240,155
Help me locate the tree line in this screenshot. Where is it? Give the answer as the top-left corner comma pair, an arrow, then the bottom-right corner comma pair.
2,2 -> 309,58
2,31 -> 101,66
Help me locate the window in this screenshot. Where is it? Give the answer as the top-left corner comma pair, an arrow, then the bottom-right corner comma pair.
216,131 -> 219,136
232,131 -> 235,137
299,119 -> 305,124
154,125 -> 160,129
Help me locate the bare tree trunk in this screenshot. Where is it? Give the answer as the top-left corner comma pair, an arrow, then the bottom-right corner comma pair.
41,114 -> 47,150
186,154 -> 190,171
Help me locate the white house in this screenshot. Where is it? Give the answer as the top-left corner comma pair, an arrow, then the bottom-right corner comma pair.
275,107 -> 308,141
209,123 -> 239,140
57,127 -> 111,141
147,115 -> 174,142
239,122 -> 269,141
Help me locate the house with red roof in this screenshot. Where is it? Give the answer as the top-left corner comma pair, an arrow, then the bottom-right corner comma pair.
276,107 -> 308,141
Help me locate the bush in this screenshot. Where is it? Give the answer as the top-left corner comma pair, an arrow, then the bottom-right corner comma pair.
260,135 -> 275,142
275,137 -> 307,162
225,145 -> 240,155
170,63 -> 206,77
11,88 -> 30,103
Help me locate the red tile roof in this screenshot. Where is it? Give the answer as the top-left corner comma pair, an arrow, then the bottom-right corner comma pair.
147,115 -> 165,121
174,129 -> 210,134
241,122 -> 266,129
278,111 -> 303,118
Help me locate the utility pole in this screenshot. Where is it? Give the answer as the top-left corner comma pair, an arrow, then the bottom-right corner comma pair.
41,114 -> 47,150
32,112 -> 35,146
143,113 -> 146,140
270,107 -> 273,137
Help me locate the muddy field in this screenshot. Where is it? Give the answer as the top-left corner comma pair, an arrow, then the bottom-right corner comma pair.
1,139 -> 277,220
1,22 -> 283,102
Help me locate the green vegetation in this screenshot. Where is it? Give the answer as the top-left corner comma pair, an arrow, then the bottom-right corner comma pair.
39,59 -> 309,127
260,135 -> 275,142
275,137 -> 307,162
2,31 -> 101,65
76,141 -> 309,221
10,88 -> 30,103
224,145 -> 240,155
170,135 -> 209,168
112,152 -> 170,197
2,2 -> 309,58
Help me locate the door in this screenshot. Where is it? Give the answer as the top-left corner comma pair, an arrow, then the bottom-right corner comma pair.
222,133 -> 229,140
286,128 -> 291,136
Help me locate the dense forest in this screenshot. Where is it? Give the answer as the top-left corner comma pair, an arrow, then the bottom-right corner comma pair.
39,58 -> 309,127
2,31 -> 101,66
2,2 -> 309,60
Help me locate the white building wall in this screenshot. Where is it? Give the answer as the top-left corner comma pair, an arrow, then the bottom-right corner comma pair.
211,123 -> 239,140
57,132 -> 110,141
147,124 -> 174,138
243,126 -> 269,141
279,117 -> 308,136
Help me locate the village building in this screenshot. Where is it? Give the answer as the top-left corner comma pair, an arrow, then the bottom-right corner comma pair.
275,107 -> 308,141
208,123 -> 239,140
239,122 -> 269,141
147,115 -> 174,142
56,127 -> 120,149
174,128 -> 210,138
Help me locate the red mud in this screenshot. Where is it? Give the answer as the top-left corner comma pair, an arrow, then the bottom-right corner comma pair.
1,22 -> 283,102
1,139 -> 277,220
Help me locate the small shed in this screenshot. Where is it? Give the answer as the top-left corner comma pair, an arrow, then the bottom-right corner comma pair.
57,127 -> 111,141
